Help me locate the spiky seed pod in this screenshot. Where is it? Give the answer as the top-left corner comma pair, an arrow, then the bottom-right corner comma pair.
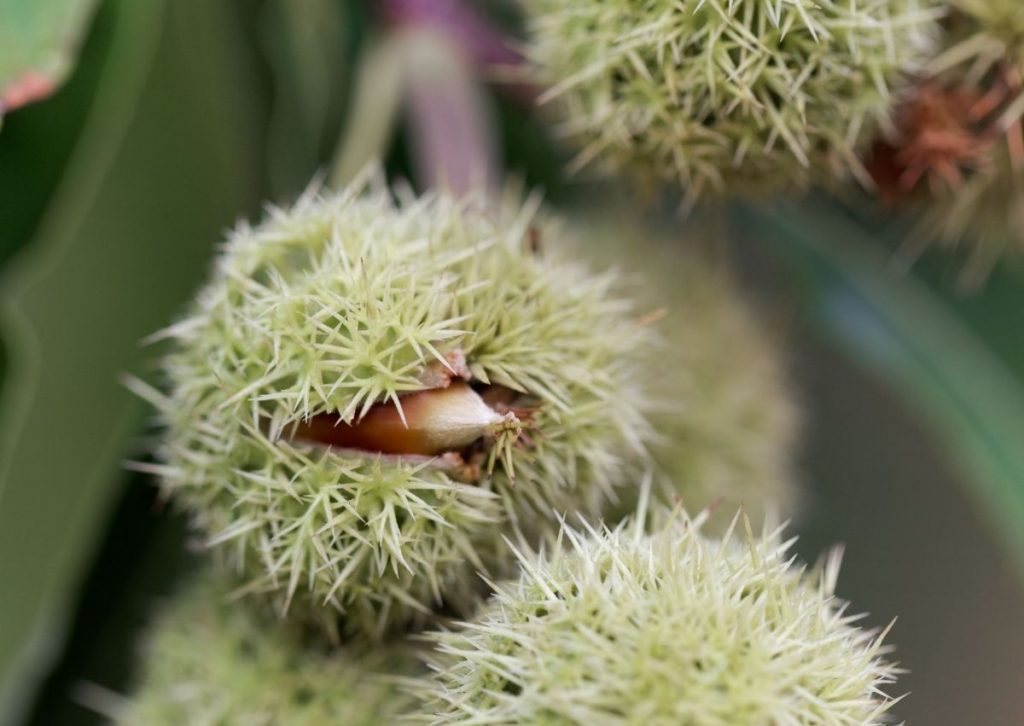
915,138 -> 1024,284
571,217 -> 800,530
137,172 -> 654,639
867,1 -> 1024,285
524,0 -> 939,203
948,0 -> 1024,72
417,512 -> 901,725
117,576 -> 420,725
927,0 -> 1024,283
866,81 -> 993,201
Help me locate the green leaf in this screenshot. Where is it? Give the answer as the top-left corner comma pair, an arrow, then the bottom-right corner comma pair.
0,2 -> 118,272
329,33 -> 409,190
0,0 -> 100,112
0,0 -> 261,718
262,0 -> 353,195
740,200 -> 1024,580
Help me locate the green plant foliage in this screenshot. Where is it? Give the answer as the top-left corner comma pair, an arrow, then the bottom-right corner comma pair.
573,217 -> 800,530
0,0 -> 99,114
743,198 -> 1024,579
262,0 -> 354,196
418,511 -> 901,724
119,575 -> 419,726
138,174 -> 656,639
0,0 -> 261,718
525,0 -> 939,203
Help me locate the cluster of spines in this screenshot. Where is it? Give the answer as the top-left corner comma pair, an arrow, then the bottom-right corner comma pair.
571,214 -> 801,530
416,511 -> 901,724
866,0 -> 1024,283
109,0 -> 945,716
141,174 -> 655,638
117,574 -> 420,725
526,0 -> 939,203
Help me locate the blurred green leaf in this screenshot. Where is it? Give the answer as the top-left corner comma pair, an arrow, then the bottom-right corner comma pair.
0,0 -> 262,718
332,27 -> 501,194
330,32 -> 408,189
0,0 -> 99,112
0,2 -> 120,272
742,200 -> 1024,580
262,0 -> 352,196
